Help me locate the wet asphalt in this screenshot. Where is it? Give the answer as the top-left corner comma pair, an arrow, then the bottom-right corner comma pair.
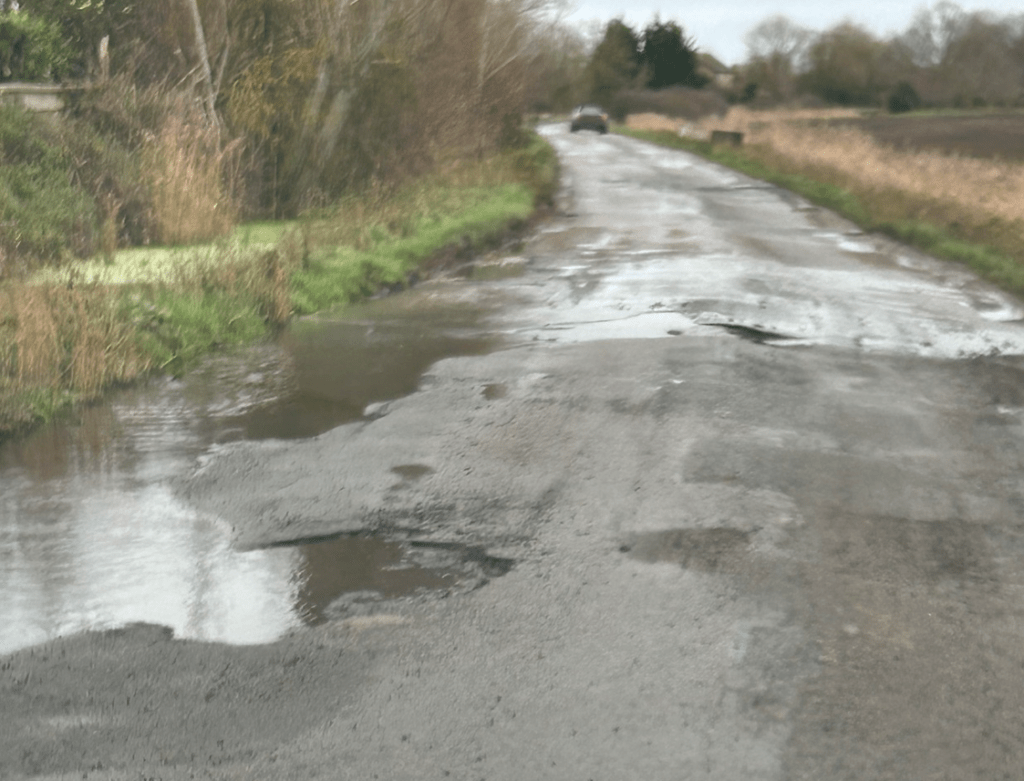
3,124 -> 1024,780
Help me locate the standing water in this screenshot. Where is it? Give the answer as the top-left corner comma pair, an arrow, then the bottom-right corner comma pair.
0,294 -> 496,655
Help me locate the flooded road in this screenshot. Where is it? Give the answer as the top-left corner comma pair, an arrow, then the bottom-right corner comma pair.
4,124 -> 1024,780
0,298 -> 495,654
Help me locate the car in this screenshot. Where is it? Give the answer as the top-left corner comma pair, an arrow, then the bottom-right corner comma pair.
570,105 -> 608,134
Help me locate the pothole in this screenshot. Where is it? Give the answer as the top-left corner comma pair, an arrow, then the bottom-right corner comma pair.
408,540 -> 516,578
390,464 -> 434,481
270,535 -> 515,625
482,383 -> 508,400
620,528 -> 750,572
692,311 -> 794,345
705,323 -> 793,345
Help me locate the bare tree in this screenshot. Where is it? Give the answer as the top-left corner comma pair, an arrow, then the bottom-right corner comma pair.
941,12 -> 1023,104
523,21 -> 590,111
898,1 -> 966,67
800,22 -> 887,106
280,0 -> 415,205
184,0 -> 220,126
742,15 -> 810,102
156,0 -> 569,213
744,14 -> 810,65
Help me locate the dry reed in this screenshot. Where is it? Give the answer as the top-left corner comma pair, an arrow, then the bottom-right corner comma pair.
1,283 -> 149,398
143,110 -> 242,246
694,107 -> 1024,229
7,286 -> 60,387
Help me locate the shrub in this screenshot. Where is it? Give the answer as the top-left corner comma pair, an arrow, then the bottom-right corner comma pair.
617,86 -> 728,121
0,10 -> 69,81
58,116 -> 153,251
0,105 -> 97,274
888,82 -> 921,114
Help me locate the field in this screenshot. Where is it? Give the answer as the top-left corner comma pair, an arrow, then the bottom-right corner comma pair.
627,108 -> 1024,161
834,113 -> 1024,161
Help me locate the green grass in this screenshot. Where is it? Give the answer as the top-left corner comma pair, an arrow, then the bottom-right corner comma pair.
126,287 -> 268,375
290,183 -> 533,313
617,126 -> 1024,298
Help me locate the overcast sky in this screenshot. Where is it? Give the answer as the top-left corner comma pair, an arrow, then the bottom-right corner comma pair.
562,1 -> 1024,65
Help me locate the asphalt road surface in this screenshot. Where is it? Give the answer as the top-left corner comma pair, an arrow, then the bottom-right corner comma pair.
4,124 -> 1024,780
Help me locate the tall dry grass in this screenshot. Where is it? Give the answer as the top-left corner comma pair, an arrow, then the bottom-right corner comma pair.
692,107 -> 1024,229
0,241 -> 294,434
699,106 -> 863,132
143,109 -> 243,246
627,107 -> 862,137
1,284 -> 150,399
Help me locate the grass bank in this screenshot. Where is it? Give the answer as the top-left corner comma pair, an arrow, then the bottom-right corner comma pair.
0,134 -> 558,441
618,110 -> 1024,297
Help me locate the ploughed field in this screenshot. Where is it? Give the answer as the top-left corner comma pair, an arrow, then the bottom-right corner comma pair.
835,112 -> 1024,160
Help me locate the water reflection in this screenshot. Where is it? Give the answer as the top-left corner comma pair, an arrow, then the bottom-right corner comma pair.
0,482 -> 302,655
0,294 -> 494,655
290,536 -> 458,625
233,298 -> 493,439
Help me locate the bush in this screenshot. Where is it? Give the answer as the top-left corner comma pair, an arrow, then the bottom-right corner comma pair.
58,116 -> 153,251
888,81 -> 921,114
0,105 -> 97,274
0,10 -> 69,81
617,86 -> 728,121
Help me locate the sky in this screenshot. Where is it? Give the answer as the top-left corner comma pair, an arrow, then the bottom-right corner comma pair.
562,1 -> 1024,65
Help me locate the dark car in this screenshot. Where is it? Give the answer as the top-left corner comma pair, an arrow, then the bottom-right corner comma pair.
570,105 -> 608,134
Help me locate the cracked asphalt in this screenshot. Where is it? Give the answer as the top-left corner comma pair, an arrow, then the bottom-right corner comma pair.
3,123 -> 1024,780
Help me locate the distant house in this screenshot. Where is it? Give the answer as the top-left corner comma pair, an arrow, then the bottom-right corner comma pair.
697,53 -> 735,90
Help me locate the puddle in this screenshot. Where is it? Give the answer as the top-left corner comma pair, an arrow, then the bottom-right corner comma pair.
525,311 -> 695,343
282,535 -> 516,626
282,536 -> 461,625
838,239 -> 877,254
227,296 -> 496,440
469,257 -> 529,281
0,484 -> 304,655
0,478 -> 504,653
482,383 -> 508,400
710,324 -> 795,345
621,529 -> 751,572
0,293 -> 501,655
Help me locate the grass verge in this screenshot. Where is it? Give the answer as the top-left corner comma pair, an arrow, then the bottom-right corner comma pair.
0,134 -> 558,441
617,125 -> 1024,297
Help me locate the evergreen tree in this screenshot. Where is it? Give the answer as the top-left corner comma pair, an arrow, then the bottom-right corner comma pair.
586,18 -> 640,107
640,20 -> 704,89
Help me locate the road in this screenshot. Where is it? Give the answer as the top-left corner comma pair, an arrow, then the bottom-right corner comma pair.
4,124 -> 1024,780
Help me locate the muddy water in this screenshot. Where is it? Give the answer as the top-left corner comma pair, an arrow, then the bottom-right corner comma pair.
0,295 -> 495,655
